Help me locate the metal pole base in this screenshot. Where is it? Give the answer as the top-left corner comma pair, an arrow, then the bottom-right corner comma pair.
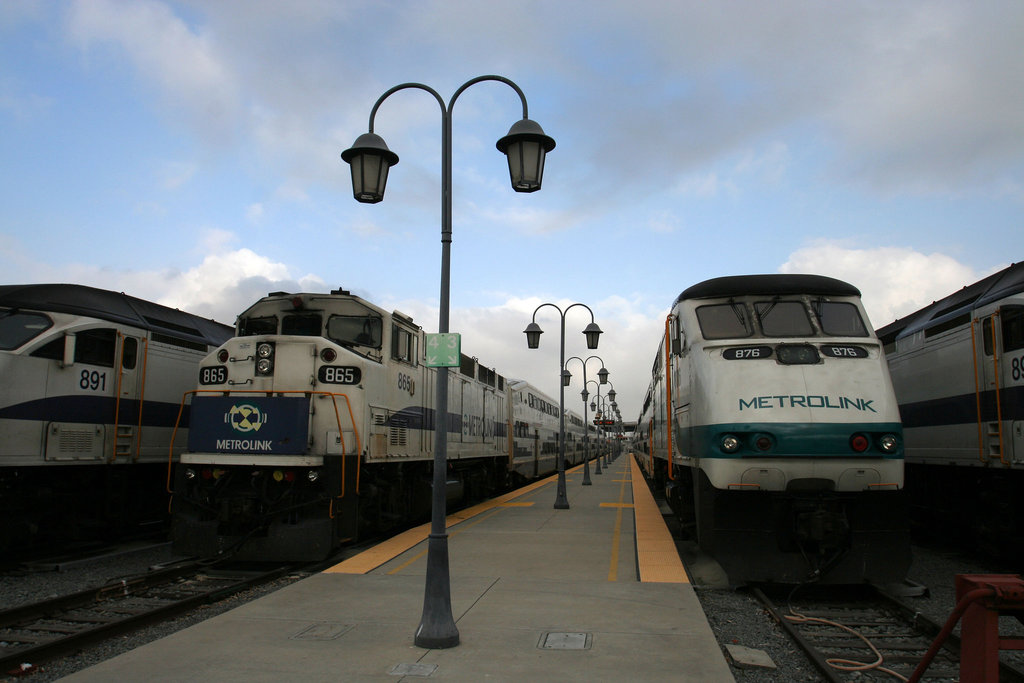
595,455 -> 603,475
582,459 -> 592,485
554,470 -> 570,509
414,534 -> 460,649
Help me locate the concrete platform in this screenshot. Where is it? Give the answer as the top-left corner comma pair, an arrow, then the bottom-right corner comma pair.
64,454 -> 735,682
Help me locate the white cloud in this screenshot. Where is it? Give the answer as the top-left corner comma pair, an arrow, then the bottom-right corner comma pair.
779,243 -> 1002,326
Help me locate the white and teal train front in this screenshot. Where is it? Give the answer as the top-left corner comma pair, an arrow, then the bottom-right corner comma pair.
637,274 -> 909,585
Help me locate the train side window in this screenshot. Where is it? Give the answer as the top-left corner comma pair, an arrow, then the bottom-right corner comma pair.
75,328 -> 117,367
30,336 -> 65,360
122,337 -> 138,370
391,325 -> 418,365
696,303 -> 752,339
0,310 -> 53,350
1002,306 -> 1024,353
983,317 -> 994,356
327,314 -> 382,348
818,302 -> 869,337
755,300 -> 813,337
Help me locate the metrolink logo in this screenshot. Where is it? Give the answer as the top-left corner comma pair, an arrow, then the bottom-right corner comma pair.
219,402 -> 273,451
225,403 -> 267,432
739,395 -> 877,412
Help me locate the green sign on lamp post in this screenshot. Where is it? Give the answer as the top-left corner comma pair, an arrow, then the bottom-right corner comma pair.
425,332 -> 461,367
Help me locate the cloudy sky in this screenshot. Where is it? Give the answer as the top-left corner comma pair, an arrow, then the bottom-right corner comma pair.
2,1 -> 1021,418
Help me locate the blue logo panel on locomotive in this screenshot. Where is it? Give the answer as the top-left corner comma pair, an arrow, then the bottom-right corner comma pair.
187,395 -> 311,455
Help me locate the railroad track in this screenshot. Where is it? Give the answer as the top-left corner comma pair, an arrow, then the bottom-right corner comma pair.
0,560 -> 299,672
752,583 -> 1024,682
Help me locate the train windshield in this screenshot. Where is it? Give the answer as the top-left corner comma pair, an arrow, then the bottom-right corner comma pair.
815,301 -> 869,337
327,314 -> 383,348
755,300 -> 814,336
0,309 -> 53,350
282,313 -> 322,336
239,316 -> 277,336
695,303 -> 753,339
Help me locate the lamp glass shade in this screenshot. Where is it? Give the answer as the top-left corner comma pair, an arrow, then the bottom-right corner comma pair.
597,367 -> 609,384
350,152 -> 390,203
496,119 -> 555,193
583,322 -> 602,350
524,322 -> 543,349
561,370 -> 572,387
341,132 -> 399,204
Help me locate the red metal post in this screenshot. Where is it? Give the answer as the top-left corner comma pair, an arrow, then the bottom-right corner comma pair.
956,574 -> 1024,683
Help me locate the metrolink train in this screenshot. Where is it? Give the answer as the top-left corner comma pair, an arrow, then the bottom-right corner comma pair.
170,288 -> 590,561
0,284 -> 233,552
636,274 -> 909,585
875,261 -> 1024,560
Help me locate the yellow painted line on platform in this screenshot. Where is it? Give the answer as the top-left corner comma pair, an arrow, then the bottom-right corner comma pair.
629,454 -> 689,583
325,470 -> 562,574
600,502 -> 634,508
607,465 -> 629,581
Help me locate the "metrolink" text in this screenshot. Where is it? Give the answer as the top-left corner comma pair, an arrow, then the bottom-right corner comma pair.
739,396 -> 876,412
216,438 -> 273,450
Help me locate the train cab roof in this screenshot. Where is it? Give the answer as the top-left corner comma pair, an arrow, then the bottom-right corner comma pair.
875,261 -> 1024,343
0,283 -> 233,347
675,274 -> 860,306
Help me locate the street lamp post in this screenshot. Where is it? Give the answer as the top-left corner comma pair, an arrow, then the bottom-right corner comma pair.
524,304 -> 602,509
342,75 -> 555,650
591,387 -> 618,467
565,356 -> 608,485
583,380 -> 604,475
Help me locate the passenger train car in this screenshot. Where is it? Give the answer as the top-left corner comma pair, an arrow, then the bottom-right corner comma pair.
875,262 -> 1024,560
636,274 -> 909,585
0,284 -> 233,552
170,288 -> 588,561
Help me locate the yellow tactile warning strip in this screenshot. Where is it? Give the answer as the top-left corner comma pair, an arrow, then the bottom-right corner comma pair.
629,454 -> 690,583
324,469 -> 562,574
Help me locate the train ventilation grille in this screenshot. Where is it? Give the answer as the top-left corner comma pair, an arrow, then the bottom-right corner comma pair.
60,428 -> 96,453
389,417 -> 408,447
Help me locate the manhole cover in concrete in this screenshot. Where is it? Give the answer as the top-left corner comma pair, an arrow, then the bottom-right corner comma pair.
539,631 -> 592,650
389,663 -> 438,677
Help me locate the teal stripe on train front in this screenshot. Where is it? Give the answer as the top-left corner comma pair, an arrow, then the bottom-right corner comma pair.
686,422 -> 903,459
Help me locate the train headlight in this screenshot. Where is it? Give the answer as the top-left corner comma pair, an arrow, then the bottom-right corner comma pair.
307,470 -> 320,483
184,468 -> 196,480
721,435 -> 741,453
754,434 -> 773,452
217,349 -> 230,363
850,434 -> 870,452
878,434 -> 899,453
320,348 -> 337,362
255,342 -> 275,376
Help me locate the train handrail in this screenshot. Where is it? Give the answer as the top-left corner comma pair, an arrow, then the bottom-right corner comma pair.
647,418 -> 654,474
165,389 -> 362,498
664,314 -> 675,481
134,337 -> 149,462
971,312 -> 1008,465
109,331 -> 149,464
970,317 -> 987,463
991,309 -> 1007,465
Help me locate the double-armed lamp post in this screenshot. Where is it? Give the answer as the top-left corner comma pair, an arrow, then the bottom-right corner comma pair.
342,75 -> 555,650
565,356 -> 609,485
524,304 -> 602,509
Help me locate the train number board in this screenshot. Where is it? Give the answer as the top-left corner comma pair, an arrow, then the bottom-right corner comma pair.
425,332 -> 461,368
